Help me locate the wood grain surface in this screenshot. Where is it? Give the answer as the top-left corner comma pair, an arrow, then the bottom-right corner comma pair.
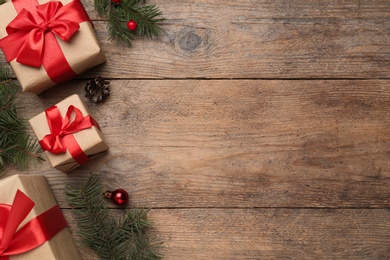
2,0 -> 390,259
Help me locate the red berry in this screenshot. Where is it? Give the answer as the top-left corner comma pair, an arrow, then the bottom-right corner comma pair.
112,0 -> 122,3
127,20 -> 138,31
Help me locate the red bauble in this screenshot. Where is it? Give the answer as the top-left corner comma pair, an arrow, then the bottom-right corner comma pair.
127,20 -> 138,31
112,0 -> 122,3
104,189 -> 129,206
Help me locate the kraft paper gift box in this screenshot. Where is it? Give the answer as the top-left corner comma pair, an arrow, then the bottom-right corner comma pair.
29,94 -> 109,172
0,174 -> 82,259
0,0 -> 106,94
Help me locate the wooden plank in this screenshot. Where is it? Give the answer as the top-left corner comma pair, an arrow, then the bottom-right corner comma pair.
9,79 -> 390,208
82,0 -> 390,20
1,1 -> 390,79
64,208 -> 390,259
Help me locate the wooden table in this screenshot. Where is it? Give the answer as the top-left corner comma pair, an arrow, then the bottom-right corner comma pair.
2,0 -> 390,258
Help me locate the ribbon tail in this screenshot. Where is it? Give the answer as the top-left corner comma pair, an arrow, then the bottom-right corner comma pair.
39,135 -> 66,154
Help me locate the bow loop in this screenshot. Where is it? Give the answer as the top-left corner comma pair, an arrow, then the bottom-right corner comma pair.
61,105 -> 85,133
46,20 -> 80,41
6,9 -> 38,34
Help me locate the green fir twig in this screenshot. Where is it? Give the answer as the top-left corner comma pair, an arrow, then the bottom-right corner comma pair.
0,67 -> 42,176
66,175 -> 163,260
94,0 -> 165,45
0,0 -> 5,5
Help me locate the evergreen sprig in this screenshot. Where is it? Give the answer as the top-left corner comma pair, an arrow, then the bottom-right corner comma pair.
94,0 -> 165,45
66,174 -> 162,260
0,0 -> 5,5
0,68 -> 42,176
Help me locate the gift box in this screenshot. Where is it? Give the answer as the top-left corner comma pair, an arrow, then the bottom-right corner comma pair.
0,0 -> 106,94
29,94 -> 109,172
0,174 -> 82,259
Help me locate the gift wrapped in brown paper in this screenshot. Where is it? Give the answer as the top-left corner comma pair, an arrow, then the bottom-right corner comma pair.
0,0 -> 106,94
29,94 -> 109,172
0,174 -> 82,259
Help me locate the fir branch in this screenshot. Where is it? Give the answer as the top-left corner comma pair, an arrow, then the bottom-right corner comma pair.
0,0 -> 5,5
95,0 -> 165,45
0,67 -> 42,175
66,175 -> 163,260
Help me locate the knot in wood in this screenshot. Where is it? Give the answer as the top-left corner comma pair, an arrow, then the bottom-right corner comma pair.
178,31 -> 202,51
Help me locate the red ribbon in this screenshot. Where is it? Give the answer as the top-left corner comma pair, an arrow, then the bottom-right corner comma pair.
40,105 -> 100,165
0,190 -> 67,259
0,0 -> 91,83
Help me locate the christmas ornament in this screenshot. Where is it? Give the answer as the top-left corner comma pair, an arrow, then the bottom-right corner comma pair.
127,20 -> 138,31
84,77 -> 110,103
112,0 -> 121,3
104,188 -> 129,206
66,175 -> 162,259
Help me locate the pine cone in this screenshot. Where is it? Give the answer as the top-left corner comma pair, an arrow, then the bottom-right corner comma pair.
85,77 -> 110,103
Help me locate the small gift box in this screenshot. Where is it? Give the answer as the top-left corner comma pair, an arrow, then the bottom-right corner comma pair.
0,174 -> 81,259
0,0 -> 106,94
29,94 -> 109,172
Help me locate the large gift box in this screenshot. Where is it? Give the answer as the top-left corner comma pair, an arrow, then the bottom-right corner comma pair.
0,0 -> 106,94
0,174 -> 81,259
29,94 -> 109,172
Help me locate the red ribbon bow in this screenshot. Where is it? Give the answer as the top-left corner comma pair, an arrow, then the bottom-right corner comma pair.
1,1 -> 80,68
0,0 -> 91,83
40,105 -> 100,165
0,190 -> 67,259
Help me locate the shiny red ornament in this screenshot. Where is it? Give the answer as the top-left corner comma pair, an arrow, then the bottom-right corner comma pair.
104,189 -> 129,206
127,20 -> 138,31
112,0 -> 122,3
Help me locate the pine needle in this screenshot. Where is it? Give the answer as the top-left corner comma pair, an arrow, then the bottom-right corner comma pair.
66,175 -> 163,260
94,0 -> 165,46
0,67 -> 43,176
0,0 -> 5,5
